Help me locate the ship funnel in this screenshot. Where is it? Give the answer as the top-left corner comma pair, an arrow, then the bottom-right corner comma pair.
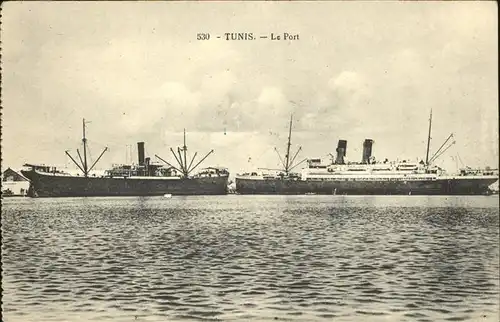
137,142 -> 145,165
335,140 -> 347,164
362,139 -> 374,164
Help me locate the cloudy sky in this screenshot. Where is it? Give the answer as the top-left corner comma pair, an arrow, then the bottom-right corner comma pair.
2,1 -> 498,175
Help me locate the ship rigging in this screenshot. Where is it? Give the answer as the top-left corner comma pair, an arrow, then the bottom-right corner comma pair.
424,109 -> 456,167
258,114 -> 307,176
155,129 -> 215,178
65,118 -> 108,177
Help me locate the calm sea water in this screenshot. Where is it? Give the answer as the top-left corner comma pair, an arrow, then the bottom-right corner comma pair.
2,196 -> 499,322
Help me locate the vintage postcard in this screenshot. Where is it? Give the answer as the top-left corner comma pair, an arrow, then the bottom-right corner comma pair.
1,1 -> 498,322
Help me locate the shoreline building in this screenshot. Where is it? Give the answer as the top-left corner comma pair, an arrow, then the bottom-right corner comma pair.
2,168 -> 30,197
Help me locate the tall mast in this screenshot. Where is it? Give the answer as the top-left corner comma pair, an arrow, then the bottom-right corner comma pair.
425,109 -> 433,165
183,128 -> 188,176
66,118 -> 107,176
272,113 -> 303,175
284,114 -> 293,174
158,129 -> 215,178
82,118 -> 88,177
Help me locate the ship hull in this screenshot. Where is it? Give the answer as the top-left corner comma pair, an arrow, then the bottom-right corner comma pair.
235,177 -> 498,195
21,170 -> 229,197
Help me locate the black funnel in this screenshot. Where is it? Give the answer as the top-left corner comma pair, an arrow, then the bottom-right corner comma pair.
137,142 -> 145,165
335,140 -> 347,164
362,139 -> 374,164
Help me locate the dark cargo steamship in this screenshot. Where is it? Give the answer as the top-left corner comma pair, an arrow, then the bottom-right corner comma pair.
21,120 -> 229,197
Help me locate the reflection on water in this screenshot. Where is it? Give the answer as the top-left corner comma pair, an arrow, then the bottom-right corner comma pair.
2,196 -> 499,322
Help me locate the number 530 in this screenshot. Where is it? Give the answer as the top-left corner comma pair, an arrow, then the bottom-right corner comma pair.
197,33 -> 210,40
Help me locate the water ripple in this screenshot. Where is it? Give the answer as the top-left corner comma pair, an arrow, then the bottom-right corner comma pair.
2,195 -> 499,322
